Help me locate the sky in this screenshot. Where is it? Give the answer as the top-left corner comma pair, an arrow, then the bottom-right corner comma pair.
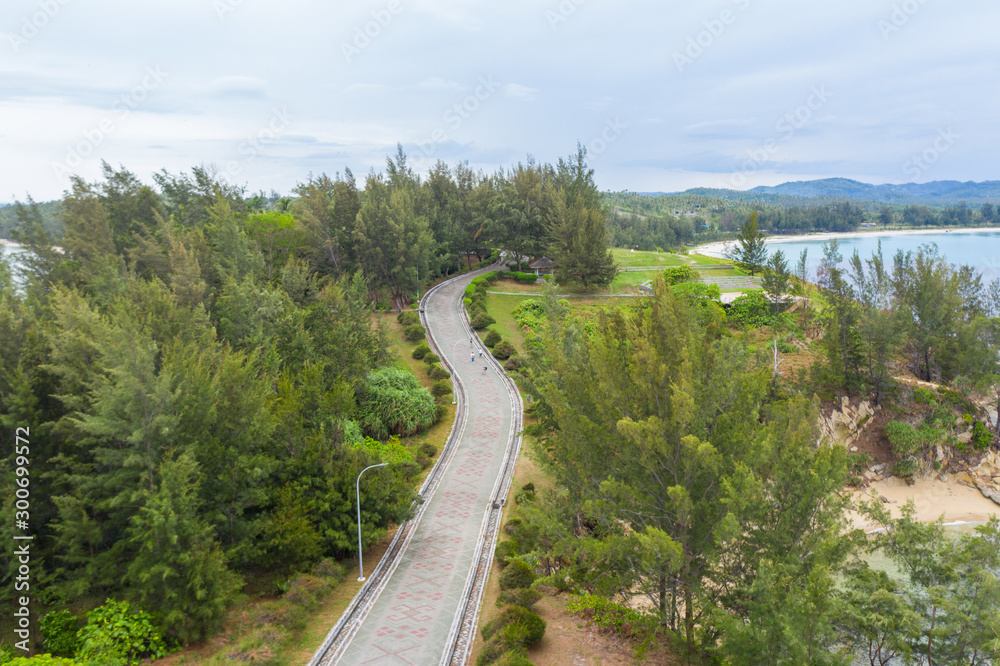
2,0 -> 998,202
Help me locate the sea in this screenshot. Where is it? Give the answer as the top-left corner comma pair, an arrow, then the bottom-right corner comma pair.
764,229 -> 1000,284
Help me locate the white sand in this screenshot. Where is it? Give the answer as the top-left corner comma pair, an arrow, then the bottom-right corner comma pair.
848,475 -> 999,532
694,226 -> 1000,259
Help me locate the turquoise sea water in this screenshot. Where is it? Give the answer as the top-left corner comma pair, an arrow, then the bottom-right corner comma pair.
764,229 -> 1000,283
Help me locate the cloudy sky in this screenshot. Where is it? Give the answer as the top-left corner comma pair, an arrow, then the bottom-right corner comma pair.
2,0 -> 997,202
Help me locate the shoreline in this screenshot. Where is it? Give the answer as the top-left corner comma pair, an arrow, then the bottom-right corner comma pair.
848,475 -> 999,531
694,225 -> 1000,259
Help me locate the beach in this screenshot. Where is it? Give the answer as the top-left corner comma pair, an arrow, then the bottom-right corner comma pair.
849,476 -> 999,532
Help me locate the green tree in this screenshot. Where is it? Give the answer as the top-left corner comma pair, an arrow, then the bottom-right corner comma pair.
760,249 -> 790,312
547,188 -> 617,290
727,211 -> 768,276
126,452 -> 241,643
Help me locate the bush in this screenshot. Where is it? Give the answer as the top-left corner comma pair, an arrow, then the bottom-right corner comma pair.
484,330 -> 502,348
727,290 -> 775,329
471,311 -> 496,330
497,588 -> 542,610
429,364 -> 451,381
40,610 -> 81,658
504,271 -> 539,285
495,539 -> 520,567
431,380 -> 452,397
566,594 -> 650,639
504,357 -> 521,372
358,367 -> 437,439
5,656 -> 81,666
403,323 -> 426,341
411,343 -> 430,360
422,353 -> 440,366
973,420 -> 992,450
493,340 -> 516,360
892,457 -> 919,479
884,421 -> 940,456
397,310 -> 420,326
465,284 -> 477,297
76,599 -> 168,666
499,559 -> 536,590
662,265 -> 698,284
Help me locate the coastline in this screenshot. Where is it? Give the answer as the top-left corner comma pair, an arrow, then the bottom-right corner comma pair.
0,238 -> 20,248
694,225 -> 1000,259
848,476 -> 999,532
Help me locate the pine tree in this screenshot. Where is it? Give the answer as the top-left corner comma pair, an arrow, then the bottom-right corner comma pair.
728,211 -> 768,276
548,190 -> 617,290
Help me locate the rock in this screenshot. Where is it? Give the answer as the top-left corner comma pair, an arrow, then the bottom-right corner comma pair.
934,445 -> 945,462
977,482 -> 1000,507
958,431 -> 973,445
850,446 -> 858,452
841,396 -> 850,411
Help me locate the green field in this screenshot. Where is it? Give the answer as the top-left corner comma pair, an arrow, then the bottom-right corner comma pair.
610,247 -> 690,267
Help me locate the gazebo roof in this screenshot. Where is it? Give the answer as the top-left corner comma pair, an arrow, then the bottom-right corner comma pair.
529,256 -> 555,269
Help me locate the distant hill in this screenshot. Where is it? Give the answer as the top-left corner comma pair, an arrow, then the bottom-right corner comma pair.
662,178 -> 1000,206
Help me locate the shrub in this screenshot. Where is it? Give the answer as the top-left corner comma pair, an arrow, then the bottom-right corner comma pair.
727,290 -> 775,329
403,323 -> 426,341
495,539 -> 520,567
76,599 -> 168,666
662,265 -> 698,284
411,343 -> 430,360
503,357 -> 521,372
973,420 -> 992,450
422,353 -> 441,366
566,594 -> 649,639
884,421 -> 940,456
471,311 -> 496,329
484,330 -> 502,348
497,588 -> 542,610
397,310 -> 420,326
358,367 -> 437,439
465,284 -> 477,297
493,340 -> 516,360
5,656 -> 81,666
499,559 -> 536,590
464,297 -> 473,307
431,380 -> 452,397
504,271 -> 539,285
429,364 -> 450,381
40,609 -> 81,658
313,558 -> 346,581
914,386 -> 936,404
892,457 -> 919,479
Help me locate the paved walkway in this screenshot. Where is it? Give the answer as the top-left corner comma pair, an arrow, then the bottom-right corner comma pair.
336,272 -> 515,665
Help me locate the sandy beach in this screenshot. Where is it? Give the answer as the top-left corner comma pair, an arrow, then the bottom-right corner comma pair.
0,238 -> 21,248
694,226 -> 1000,259
848,475 -> 999,531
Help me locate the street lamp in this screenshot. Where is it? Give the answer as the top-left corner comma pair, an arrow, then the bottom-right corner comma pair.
356,462 -> 388,582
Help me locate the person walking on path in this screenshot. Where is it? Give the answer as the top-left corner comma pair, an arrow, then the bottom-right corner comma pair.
471,352 -> 475,363
478,348 -> 483,358
482,365 -> 488,375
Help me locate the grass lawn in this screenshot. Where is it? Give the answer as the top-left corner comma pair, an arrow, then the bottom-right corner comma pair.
610,270 -> 661,291
482,293 -> 530,355
611,247 -> 690,267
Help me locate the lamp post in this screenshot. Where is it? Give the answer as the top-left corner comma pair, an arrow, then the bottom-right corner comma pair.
451,339 -> 465,404
356,462 -> 388,582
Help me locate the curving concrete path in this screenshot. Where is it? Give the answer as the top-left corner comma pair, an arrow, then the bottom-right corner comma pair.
334,271 -> 516,665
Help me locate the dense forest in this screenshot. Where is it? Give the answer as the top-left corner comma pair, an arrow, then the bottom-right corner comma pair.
0,147 -> 616,662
